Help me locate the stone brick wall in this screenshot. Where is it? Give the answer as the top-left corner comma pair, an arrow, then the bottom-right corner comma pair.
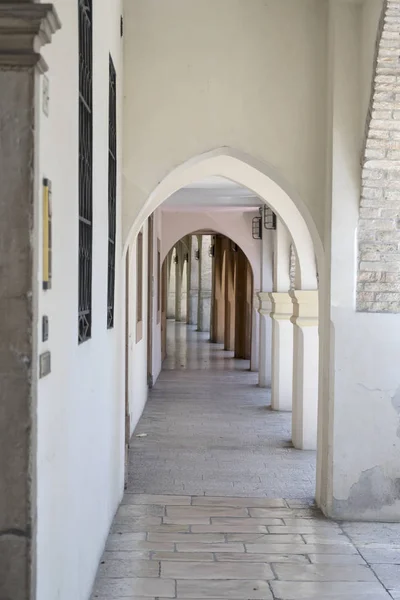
357,0 -> 400,312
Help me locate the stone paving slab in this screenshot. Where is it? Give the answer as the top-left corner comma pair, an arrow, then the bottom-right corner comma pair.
91,493 -> 394,600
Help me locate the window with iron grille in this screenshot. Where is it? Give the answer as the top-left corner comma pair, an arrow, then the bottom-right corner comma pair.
78,0 -> 93,343
107,55 -> 117,328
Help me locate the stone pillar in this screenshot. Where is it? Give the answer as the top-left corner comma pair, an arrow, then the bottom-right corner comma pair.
258,292 -> 273,387
167,250 -> 176,318
175,243 -> 183,321
250,294 -> 260,372
224,243 -> 236,351
188,235 -> 199,325
181,253 -> 188,322
269,220 -> 293,411
269,292 -> 293,412
211,235 -> 225,343
291,291 -> 319,450
235,249 -> 252,360
0,4 -> 60,599
258,228 -> 273,388
198,235 -> 212,332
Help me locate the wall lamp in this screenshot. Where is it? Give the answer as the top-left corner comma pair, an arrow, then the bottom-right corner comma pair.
252,216 -> 262,240
260,205 -> 277,230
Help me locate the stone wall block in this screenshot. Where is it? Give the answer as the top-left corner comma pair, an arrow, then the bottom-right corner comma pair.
358,1 -> 400,312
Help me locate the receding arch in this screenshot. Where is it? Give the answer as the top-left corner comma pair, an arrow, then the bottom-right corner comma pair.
161,215 -> 260,290
123,147 -> 323,290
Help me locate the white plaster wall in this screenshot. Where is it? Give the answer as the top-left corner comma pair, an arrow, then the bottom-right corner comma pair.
123,0 -> 327,244
37,1 -> 124,599
161,210 -> 261,290
318,1 -> 400,520
152,208 -> 163,383
129,221 -> 149,433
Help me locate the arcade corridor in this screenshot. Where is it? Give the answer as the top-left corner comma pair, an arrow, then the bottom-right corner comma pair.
128,321 -> 316,499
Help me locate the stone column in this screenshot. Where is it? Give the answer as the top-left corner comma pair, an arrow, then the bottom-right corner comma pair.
0,4 -> 60,600
211,235 -> 225,343
291,291 -> 319,450
269,220 -> 293,411
197,235 -> 212,332
235,249 -> 252,360
180,252 -> 188,322
188,235 -> 199,325
250,293 -> 260,372
224,243 -> 236,351
258,228 -> 273,388
269,292 -> 293,412
175,243 -> 183,321
167,250 -> 176,318
258,292 -> 273,387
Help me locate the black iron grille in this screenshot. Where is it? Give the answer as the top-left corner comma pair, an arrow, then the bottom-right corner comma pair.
107,56 -> 117,329
78,0 -> 93,343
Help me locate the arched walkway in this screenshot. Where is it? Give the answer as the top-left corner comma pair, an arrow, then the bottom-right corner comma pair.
129,321 -> 316,498
123,147 -> 323,290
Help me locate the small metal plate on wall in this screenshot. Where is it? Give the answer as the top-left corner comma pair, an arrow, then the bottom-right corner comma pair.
39,351 -> 51,378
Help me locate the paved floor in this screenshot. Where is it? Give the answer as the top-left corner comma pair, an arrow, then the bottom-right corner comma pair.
91,322 -> 400,599
128,322 -> 316,498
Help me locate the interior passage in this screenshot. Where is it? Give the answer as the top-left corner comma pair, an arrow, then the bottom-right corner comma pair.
128,321 -> 316,499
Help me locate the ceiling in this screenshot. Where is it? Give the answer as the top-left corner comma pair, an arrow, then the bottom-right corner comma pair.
162,176 -> 262,212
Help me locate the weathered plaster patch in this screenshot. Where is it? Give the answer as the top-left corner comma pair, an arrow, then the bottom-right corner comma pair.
391,386 -> 400,438
333,466 -> 400,518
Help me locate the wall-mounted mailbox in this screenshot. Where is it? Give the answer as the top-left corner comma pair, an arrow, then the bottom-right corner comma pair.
39,351 -> 51,378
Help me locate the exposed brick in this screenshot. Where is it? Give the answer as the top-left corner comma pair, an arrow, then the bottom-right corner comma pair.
358,0 -> 400,313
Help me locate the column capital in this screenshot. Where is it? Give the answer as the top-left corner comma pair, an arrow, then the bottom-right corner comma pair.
269,291 -> 293,321
0,3 -> 61,72
290,290 -> 318,327
257,291 -> 272,316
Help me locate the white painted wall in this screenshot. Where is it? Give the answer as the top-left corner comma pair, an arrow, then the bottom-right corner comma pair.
161,210 -> 262,290
152,208 -> 163,383
318,1 -> 400,520
128,221 -> 149,433
123,0 -> 327,244
37,1 -> 124,599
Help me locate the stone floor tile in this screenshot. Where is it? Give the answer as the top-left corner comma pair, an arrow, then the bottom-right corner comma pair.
102,550 -> 152,561
166,506 -> 249,518
215,551 -> 309,563
271,581 -> 391,599
92,577 -> 175,598
162,560 -> 274,580
163,517 -> 211,525
148,532 -> 225,543
303,534 -> 352,544
192,496 -> 287,508
152,551 -> 214,561
268,525 -> 340,534
105,538 -> 175,552
212,516 -> 284,525
245,543 -> 357,554
273,563 -> 377,581
283,517 -> 339,528
122,494 -> 192,505
176,579 -> 273,598
97,558 -> 159,578
227,532 -> 303,543
116,504 -> 165,517
191,524 -> 268,533
176,542 -> 245,553
308,553 -> 366,564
